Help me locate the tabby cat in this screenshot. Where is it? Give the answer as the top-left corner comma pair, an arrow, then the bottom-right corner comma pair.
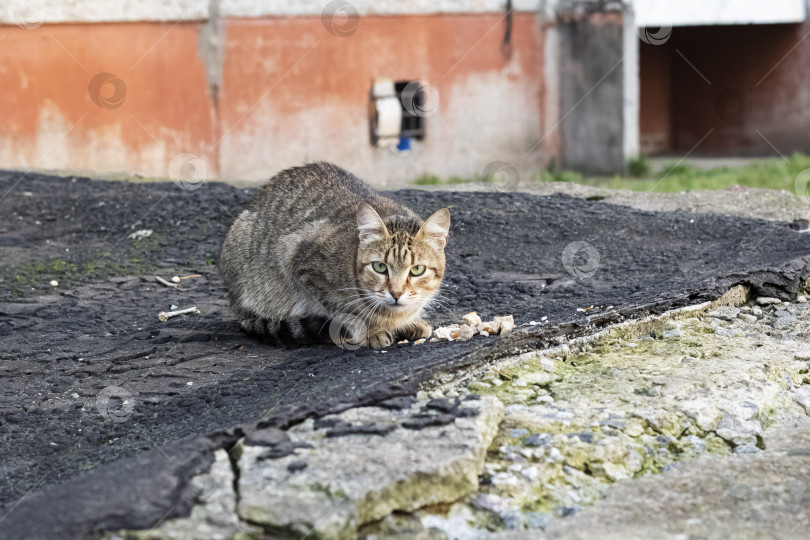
219,162 -> 450,349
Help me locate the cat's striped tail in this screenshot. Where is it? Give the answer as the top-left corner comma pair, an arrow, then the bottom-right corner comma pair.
239,316 -> 333,347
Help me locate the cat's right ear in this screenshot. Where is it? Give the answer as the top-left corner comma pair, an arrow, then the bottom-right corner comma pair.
357,203 -> 389,244
418,208 -> 450,249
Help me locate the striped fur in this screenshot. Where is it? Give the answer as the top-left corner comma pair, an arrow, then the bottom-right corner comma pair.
238,316 -> 332,347
219,162 -> 450,349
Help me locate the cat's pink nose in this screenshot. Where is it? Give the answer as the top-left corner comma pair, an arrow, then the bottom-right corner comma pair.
390,291 -> 402,301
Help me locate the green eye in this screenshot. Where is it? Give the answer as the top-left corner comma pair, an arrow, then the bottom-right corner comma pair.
371,261 -> 388,273
410,265 -> 426,276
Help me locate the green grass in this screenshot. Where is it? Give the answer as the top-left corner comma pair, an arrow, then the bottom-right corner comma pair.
573,153 -> 810,192
413,172 -> 495,185
627,155 -> 652,177
413,173 -> 442,185
412,153 -> 810,194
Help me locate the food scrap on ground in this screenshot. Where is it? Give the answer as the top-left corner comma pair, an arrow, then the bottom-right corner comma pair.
127,229 -> 153,240
158,306 -> 200,322
172,274 -> 202,283
154,276 -> 179,288
427,312 -> 515,343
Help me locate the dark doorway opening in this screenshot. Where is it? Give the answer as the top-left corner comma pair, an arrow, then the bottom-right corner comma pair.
639,23 -> 810,157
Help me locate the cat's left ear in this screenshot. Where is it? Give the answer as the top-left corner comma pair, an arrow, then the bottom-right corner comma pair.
418,208 -> 451,249
357,203 -> 389,244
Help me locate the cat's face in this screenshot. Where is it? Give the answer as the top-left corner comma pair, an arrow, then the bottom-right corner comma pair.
355,203 -> 450,315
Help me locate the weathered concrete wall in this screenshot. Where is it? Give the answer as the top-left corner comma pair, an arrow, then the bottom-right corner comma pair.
0,11 -> 551,184
0,0 -> 545,24
633,0 -> 806,27
5,0 -> 810,181
220,0 -> 543,17
0,22 -> 218,177
7,0 -> 802,26
218,14 -> 548,184
557,9 -> 627,173
0,0 -> 209,24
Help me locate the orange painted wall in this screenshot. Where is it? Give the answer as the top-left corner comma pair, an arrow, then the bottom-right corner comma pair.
0,22 -> 217,176
219,13 -> 548,184
0,13 -> 548,185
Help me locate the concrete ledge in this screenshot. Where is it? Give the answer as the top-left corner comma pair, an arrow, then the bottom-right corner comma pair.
223,0 -> 542,17
0,0 -> 542,26
1,0 -> 209,25
634,0 -> 806,27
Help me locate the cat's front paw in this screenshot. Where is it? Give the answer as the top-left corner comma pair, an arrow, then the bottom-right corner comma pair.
366,330 -> 394,350
398,319 -> 432,341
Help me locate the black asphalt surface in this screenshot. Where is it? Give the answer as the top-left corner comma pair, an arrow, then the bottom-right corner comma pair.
1,170 -> 809,539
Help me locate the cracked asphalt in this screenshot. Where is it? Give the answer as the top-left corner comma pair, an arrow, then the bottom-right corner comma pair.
1,170 -> 810,539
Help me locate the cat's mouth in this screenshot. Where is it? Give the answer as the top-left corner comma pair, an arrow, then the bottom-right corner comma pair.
383,300 -> 413,311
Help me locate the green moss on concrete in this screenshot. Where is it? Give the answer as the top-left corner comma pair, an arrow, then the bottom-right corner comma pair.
415,297 -> 810,535
460,311 -> 793,525
703,434 -> 733,456
0,235 -> 166,298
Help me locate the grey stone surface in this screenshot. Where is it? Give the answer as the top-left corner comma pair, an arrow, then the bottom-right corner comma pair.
521,422 -> 810,540
417,181 -> 810,224
707,305 -> 740,320
413,300 -> 810,537
236,396 -> 504,539
795,386 -> 810,414
111,450 -> 262,540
